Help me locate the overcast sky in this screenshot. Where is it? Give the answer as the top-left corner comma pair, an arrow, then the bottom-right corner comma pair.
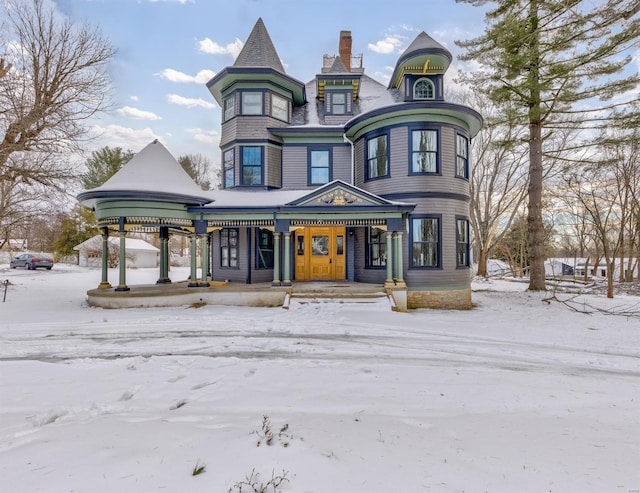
45,0 -> 490,165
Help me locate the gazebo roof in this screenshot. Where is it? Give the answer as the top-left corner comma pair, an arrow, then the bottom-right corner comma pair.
77,140 -> 213,207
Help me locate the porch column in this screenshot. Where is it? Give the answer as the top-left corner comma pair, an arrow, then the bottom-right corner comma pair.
157,226 -> 171,284
115,230 -> 129,292
98,228 -> 112,289
282,231 -> 292,286
188,234 -> 199,287
384,230 -> 394,287
200,234 -> 210,285
394,232 -> 405,286
272,232 -> 281,286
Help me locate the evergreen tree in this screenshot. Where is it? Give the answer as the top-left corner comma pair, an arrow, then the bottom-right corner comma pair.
455,0 -> 640,290
52,205 -> 99,260
82,147 -> 134,189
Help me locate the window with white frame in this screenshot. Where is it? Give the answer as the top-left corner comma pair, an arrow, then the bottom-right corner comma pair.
367,134 -> 389,179
241,92 -> 263,115
414,78 -> 435,99
223,148 -> 234,189
411,216 -> 440,267
456,134 -> 469,178
411,129 -> 438,173
271,94 -> 289,121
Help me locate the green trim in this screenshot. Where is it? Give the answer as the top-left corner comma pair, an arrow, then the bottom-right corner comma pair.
95,200 -> 193,221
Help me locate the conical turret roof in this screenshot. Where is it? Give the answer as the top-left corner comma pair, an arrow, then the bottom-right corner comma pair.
388,31 -> 452,89
233,18 -> 285,73
77,140 -> 212,206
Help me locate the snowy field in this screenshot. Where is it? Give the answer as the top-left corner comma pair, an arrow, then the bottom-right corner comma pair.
0,264 -> 638,493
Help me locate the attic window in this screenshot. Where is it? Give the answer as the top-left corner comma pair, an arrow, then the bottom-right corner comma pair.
332,93 -> 346,114
414,78 -> 435,100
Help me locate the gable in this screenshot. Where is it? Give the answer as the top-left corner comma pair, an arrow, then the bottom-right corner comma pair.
286,180 -> 396,208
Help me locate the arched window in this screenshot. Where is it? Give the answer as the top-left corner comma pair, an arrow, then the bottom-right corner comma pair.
413,78 -> 435,100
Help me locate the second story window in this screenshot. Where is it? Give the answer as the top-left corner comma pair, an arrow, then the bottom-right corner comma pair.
242,92 -> 263,115
309,149 -> 331,185
223,96 -> 235,121
241,146 -> 262,185
411,129 -> 438,173
271,94 -> 289,121
223,148 -> 234,189
414,78 -> 435,100
366,134 -> 389,180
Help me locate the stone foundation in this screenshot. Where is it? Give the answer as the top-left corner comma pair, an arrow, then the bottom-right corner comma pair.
407,288 -> 472,310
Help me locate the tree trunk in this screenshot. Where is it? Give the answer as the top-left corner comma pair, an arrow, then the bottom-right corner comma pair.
528,120 -> 546,290
527,0 -> 546,291
606,261 -> 615,299
477,248 -> 489,277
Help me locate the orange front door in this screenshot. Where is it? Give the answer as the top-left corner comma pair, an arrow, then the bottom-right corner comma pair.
295,227 -> 346,281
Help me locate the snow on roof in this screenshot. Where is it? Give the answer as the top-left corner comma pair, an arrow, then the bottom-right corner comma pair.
82,140 -> 212,202
290,74 -> 396,128
203,188 -> 309,207
74,235 -> 159,252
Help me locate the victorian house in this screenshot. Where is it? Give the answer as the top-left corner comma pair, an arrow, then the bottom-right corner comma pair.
78,19 -> 482,309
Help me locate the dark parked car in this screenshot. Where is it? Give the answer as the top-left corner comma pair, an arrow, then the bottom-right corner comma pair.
10,253 -> 54,270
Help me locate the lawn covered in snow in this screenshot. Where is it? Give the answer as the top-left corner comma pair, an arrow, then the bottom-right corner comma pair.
0,264 -> 638,492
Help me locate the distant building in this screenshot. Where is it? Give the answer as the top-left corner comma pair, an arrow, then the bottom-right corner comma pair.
78,20 -> 482,309
74,236 -> 159,268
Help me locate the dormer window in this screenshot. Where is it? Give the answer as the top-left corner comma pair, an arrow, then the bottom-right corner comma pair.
324,90 -> 351,115
414,78 -> 435,100
332,93 -> 346,114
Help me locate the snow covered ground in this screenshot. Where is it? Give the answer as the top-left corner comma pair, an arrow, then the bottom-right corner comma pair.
0,264 -> 638,492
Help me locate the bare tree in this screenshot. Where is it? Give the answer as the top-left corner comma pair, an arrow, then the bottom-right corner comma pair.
178,153 -> 215,190
460,92 -> 529,277
561,151 -> 632,298
0,0 -> 115,184
456,0 -> 640,291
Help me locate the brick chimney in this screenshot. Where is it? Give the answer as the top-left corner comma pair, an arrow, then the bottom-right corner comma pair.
339,30 -> 352,72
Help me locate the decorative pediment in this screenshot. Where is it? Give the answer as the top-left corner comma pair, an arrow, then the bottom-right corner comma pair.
287,180 -> 394,208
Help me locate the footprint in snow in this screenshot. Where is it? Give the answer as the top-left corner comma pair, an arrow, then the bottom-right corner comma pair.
191,381 -> 217,390
170,400 -> 188,410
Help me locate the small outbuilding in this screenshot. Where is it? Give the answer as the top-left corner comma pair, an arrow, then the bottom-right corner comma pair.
74,236 -> 159,268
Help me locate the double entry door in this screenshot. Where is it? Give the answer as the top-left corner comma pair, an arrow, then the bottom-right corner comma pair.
295,226 -> 346,281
